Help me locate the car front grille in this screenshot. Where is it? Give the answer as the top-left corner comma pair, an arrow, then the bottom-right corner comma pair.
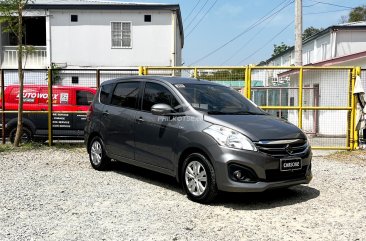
264,165 -> 309,182
255,139 -> 309,158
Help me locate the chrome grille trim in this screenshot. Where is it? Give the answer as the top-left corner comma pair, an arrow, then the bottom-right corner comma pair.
255,139 -> 309,158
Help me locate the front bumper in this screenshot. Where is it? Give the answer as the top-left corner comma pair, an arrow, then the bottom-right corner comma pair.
206,144 -> 312,192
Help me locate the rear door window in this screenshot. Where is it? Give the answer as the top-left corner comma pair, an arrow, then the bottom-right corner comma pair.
110,82 -> 140,109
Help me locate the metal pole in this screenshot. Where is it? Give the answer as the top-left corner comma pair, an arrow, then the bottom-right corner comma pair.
245,66 -> 252,99
138,66 -> 144,76
48,69 -> 53,146
193,68 -> 198,79
295,0 -> 303,66
298,67 -> 303,129
1,70 -> 5,144
96,69 -> 100,89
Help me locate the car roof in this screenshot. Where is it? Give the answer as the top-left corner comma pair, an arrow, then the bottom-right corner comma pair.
101,76 -> 223,86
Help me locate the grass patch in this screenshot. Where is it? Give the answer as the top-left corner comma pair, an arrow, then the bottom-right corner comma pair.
324,150 -> 366,164
0,142 -> 45,153
0,142 -> 85,153
52,143 -> 85,149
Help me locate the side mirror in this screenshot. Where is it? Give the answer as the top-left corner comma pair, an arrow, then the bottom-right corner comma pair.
151,103 -> 174,116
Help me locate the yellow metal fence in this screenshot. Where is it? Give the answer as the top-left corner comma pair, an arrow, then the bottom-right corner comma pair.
143,66 -> 360,150
0,66 -> 361,150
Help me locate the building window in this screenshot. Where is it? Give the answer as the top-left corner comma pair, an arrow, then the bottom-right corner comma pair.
144,15 -> 151,22
71,76 -> 79,84
111,22 -> 132,48
71,15 -> 78,22
321,43 -> 327,61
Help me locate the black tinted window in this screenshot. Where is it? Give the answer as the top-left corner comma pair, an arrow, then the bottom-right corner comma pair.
142,82 -> 179,111
111,82 -> 140,109
100,84 -> 114,104
76,91 -> 94,106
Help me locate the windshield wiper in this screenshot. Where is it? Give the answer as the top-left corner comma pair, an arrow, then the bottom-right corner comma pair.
225,111 -> 266,115
206,111 -> 229,115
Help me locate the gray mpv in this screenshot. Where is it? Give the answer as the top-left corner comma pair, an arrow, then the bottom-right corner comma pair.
85,76 -> 312,203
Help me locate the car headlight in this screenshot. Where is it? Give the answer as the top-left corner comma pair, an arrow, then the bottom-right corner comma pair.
203,125 -> 257,151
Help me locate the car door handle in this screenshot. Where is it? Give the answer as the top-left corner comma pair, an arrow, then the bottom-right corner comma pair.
102,111 -> 109,116
136,117 -> 144,123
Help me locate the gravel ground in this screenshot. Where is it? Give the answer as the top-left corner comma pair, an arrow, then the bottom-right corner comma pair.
0,147 -> 365,241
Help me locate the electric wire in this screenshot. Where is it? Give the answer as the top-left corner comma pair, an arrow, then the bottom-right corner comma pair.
304,9 -> 350,15
220,0 -> 292,65
185,0 -> 219,38
183,0 -> 202,23
237,20 -> 294,65
188,0 -> 294,66
308,0 -> 354,9
185,0 -> 211,31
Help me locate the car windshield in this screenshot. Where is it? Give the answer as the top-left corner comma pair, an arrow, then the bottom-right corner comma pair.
175,83 -> 266,115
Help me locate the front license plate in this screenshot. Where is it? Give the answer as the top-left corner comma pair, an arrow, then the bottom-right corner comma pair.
280,158 -> 302,171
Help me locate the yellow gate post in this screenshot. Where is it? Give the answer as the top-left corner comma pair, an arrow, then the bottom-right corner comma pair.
298,67 -> 303,129
193,68 -> 198,79
245,66 -> 251,99
138,66 -> 144,76
349,68 -> 356,150
353,67 -> 362,150
48,69 -> 53,146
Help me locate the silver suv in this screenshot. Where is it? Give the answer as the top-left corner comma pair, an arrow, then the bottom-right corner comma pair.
85,76 -> 312,203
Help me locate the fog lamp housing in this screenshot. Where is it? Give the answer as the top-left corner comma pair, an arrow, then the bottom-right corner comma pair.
228,164 -> 258,183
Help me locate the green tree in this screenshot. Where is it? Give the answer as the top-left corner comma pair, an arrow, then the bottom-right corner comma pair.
349,6 -> 366,22
272,42 -> 290,57
340,5 -> 366,23
0,0 -> 30,146
302,27 -> 323,40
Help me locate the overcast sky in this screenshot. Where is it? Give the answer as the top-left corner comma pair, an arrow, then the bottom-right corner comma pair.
119,0 -> 364,66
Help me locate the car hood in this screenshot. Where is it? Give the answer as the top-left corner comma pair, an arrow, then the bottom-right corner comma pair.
203,114 -> 306,141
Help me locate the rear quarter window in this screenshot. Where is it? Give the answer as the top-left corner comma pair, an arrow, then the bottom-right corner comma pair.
100,83 -> 114,105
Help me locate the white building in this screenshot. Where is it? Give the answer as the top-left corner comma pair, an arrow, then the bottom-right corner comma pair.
0,0 -> 184,69
256,22 -> 366,137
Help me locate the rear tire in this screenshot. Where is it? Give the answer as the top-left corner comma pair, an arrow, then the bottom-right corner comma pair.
88,136 -> 111,171
9,126 -> 33,144
182,153 -> 218,203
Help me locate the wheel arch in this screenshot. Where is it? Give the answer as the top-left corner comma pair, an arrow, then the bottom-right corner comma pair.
86,132 -> 102,153
176,147 -> 213,183
6,117 -> 36,136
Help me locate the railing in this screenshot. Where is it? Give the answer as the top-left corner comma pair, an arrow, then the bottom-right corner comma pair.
0,66 -> 363,150
1,46 -> 47,68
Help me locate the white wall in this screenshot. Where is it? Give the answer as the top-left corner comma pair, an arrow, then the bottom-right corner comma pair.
50,9 -> 181,67
336,30 -> 366,58
314,34 -> 331,62
175,14 -> 182,66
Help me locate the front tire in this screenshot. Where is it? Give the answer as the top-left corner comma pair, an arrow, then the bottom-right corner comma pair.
88,136 -> 111,171
182,153 -> 218,203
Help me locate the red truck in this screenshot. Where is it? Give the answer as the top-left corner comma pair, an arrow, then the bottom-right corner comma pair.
0,85 -> 96,143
